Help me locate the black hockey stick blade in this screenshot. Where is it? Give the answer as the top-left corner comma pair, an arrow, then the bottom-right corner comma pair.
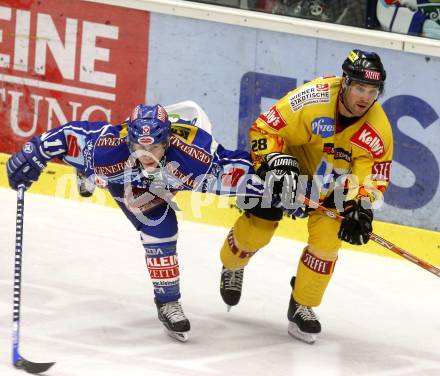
14,356 -> 55,374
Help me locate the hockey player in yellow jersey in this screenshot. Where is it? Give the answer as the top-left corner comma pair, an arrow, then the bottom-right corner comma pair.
219,49 -> 393,344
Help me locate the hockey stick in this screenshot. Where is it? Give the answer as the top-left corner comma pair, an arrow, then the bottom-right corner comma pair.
12,184 -> 55,374
299,194 -> 440,279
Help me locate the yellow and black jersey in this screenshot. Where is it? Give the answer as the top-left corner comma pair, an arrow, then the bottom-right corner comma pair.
250,76 -> 393,203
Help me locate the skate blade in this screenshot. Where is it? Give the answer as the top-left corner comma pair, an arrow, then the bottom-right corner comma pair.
226,305 -> 232,312
163,328 -> 189,342
287,322 -> 318,344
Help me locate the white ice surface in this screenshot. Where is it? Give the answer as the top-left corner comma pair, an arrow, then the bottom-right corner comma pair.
0,187 -> 439,376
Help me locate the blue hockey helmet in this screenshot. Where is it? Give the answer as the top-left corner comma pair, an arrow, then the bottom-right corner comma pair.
128,104 -> 171,146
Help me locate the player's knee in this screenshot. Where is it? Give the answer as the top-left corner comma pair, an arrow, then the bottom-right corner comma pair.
220,213 -> 278,270
307,211 -> 342,254
220,232 -> 252,270
308,236 -> 341,256
141,232 -> 178,256
234,212 -> 278,250
307,244 -> 339,261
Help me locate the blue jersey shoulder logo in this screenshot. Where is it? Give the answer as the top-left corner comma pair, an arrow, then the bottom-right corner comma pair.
311,117 -> 334,138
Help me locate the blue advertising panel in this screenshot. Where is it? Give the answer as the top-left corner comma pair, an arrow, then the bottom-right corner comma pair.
147,13 -> 440,231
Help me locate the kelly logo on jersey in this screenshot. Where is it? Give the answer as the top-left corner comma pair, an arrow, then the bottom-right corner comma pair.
259,105 -> 287,130
311,117 -> 334,138
351,123 -> 385,158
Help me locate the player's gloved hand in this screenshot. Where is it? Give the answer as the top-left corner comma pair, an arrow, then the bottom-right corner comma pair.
338,199 -> 373,245
7,139 -> 47,190
258,152 -> 300,208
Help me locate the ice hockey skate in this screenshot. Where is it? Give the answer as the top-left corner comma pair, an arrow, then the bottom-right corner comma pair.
154,298 -> 190,342
220,266 -> 244,311
76,170 -> 96,197
287,277 -> 321,344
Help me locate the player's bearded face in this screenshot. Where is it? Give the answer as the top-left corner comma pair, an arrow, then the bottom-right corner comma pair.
343,80 -> 380,117
131,142 -> 167,172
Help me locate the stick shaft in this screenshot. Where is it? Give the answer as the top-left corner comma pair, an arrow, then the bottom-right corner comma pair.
12,185 -> 25,364
300,195 -> 440,278
10,186 -> 56,372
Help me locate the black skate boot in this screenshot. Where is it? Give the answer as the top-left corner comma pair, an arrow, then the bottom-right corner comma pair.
287,277 -> 321,344
76,170 -> 95,197
220,266 -> 244,311
154,298 -> 190,342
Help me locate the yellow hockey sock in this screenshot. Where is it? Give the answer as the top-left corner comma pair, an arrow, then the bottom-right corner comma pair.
220,213 -> 278,270
292,247 -> 337,307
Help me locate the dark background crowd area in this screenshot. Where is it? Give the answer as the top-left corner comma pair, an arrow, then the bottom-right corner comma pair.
188,1 -> 440,40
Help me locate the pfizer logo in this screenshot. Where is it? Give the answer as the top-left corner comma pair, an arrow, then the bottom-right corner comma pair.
138,136 -> 154,145
311,117 -> 334,138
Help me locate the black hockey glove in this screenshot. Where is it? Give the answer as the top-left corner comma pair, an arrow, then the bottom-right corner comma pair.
338,200 -> 373,245
257,152 -> 300,208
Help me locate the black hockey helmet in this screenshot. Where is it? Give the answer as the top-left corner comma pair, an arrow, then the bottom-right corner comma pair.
342,49 -> 386,92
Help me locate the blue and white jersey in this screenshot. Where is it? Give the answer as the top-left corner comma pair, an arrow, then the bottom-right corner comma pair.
35,103 -> 264,208
29,101 -> 270,305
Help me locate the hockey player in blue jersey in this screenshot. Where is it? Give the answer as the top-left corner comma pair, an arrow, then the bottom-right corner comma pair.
6,101 -> 276,342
